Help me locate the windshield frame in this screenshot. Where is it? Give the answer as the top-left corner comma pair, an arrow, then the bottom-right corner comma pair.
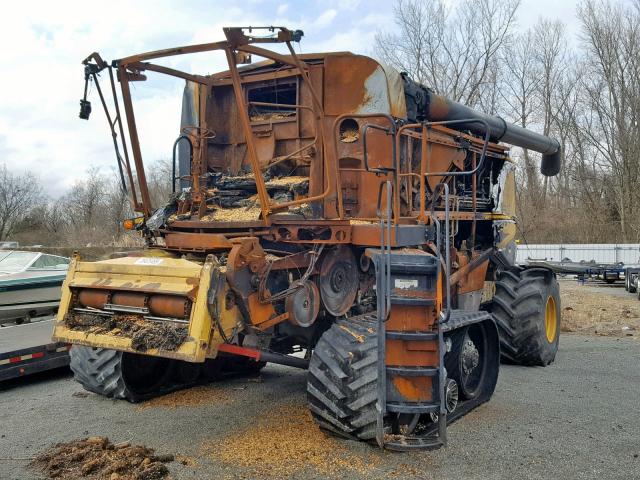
0,251 -> 40,272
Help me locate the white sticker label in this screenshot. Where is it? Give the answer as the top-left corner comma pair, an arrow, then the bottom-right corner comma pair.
134,258 -> 164,266
394,278 -> 418,289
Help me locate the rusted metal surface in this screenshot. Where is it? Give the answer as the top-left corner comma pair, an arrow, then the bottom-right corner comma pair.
76,288 -> 190,318
77,289 -> 110,309
225,238 -> 277,328
118,67 -> 152,217
83,26 -> 519,246
317,246 -> 358,316
75,27 -> 563,380
164,232 -> 232,251
147,294 -> 190,318
80,25 -> 557,252
224,46 -> 272,222
110,291 -> 146,309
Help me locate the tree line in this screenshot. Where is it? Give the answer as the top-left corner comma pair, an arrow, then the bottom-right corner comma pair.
376,0 -> 640,243
0,161 -> 172,247
2,0 -> 638,247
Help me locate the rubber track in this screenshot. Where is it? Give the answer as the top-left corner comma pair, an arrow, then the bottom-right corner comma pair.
489,268 -> 559,366
70,346 -> 265,403
307,316 -> 378,441
70,346 -> 131,400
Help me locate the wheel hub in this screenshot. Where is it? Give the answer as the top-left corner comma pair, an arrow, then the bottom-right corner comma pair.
461,338 -> 480,375
545,295 -> 558,343
285,281 -> 320,327
330,266 -> 347,292
430,378 -> 459,422
318,246 -> 358,316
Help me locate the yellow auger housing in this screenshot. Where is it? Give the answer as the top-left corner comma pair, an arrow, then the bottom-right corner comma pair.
52,253 -> 242,362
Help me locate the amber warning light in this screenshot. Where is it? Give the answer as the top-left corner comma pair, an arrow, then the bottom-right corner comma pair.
123,217 -> 144,230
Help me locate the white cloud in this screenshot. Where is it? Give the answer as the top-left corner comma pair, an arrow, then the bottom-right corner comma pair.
0,1 -> 259,197
0,0 -> 582,199
315,9 -> 338,29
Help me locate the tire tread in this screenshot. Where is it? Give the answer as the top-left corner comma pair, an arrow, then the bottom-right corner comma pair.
307,317 -> 378,441
488,268 -> 560,366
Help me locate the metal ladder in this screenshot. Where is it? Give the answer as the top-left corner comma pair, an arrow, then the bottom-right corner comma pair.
374,181 -> 449,450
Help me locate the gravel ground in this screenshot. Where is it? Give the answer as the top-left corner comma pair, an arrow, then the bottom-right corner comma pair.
1,334 -> 639,480
559,278 -> 640,337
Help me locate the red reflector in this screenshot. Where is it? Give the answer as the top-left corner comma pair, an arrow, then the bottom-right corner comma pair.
217,343 -> 262,361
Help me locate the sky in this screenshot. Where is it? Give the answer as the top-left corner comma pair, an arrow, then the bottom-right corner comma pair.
0,0 -> 583,198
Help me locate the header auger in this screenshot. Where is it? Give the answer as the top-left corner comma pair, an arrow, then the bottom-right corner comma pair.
55,26 -> 561,449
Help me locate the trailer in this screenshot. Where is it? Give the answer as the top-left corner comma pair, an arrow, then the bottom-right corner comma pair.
0,319 -> 71,382
526,260 -> 625,284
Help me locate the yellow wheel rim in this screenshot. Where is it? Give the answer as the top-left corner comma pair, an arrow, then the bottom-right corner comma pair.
545,295 -> 557,343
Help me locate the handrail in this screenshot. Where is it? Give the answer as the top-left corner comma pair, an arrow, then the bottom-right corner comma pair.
376,180 -> 394,321
421,119 -> 490,179
264,100 -> 332,211
396,118 -> 491,221
429,182 -> 451,324
172,135 -> 193,194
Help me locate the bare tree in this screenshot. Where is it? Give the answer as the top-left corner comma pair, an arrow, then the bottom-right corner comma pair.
533,19 -> 568,204
577,0 -> 640,241
146,159 -> 173,209
0,164 -> 42,241
375,0 -> 520,108
500,28 -> 542,198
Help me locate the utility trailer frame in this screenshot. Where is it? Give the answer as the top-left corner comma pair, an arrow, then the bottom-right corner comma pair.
526,259 -> 625,284
0,319 -> 70,382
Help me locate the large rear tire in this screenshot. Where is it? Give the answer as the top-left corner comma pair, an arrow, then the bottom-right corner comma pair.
489,268 -> 560,366
307,317 -> 378,441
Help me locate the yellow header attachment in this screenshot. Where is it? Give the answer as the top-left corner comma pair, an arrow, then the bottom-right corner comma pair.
52,253 -> 241,362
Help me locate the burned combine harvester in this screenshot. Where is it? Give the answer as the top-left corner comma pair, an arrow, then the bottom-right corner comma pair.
55,27 -> 561,449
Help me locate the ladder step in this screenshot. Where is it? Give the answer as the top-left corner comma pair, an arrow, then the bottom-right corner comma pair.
390,296 -> 435,306
385,331 -> 438,341
386,366 -> 439,377
386,402 -> 439,414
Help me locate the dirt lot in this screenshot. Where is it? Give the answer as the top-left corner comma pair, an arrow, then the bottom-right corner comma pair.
1,280 -> 639,480
560,278 -> 640,337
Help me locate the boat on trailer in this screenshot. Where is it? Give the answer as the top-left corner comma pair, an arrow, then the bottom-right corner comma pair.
0,251 -> 70,325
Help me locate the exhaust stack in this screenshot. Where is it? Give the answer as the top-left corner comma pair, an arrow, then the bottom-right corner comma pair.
404,78 -> 561,176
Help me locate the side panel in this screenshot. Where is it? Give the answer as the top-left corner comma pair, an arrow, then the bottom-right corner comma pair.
493,161 -> 518,265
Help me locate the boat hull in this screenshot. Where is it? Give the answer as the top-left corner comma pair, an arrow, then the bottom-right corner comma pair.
0,274 -> 65,322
